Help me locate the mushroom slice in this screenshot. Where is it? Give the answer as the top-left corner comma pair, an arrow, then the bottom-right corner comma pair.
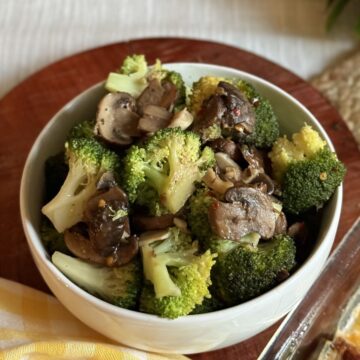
84,186 -> 130,257
168,108 -> 194,130
137,79 -> 165,115
240,145 -> 265,170
159,81 -> 178,109
274,211 -> 287,235
218,81 -> 256,136
202,168 -> 234,195
215,152 -> 240,172
132,214 -> 174,231
249,172 -> 275,195
95,92 -> 140,145
96,171 -> 117,191
105,235 -> 139,267
211,187 -> 278,240
138,105 -> 172,133
64,226 -> 105,265
208,138 -> 241,162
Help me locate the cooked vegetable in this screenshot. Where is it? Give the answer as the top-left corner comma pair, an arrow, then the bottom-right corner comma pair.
123,128 -> 215,214
190,76 -> 279,148
139,227 -> 216,318
188,188 -> 258,254
213,234 -> 296,305
43,56 -> 346,319
52,251 -> 142,309
105,54 -> 148,97
42,137 -> 120,233
269,125 -> 346,214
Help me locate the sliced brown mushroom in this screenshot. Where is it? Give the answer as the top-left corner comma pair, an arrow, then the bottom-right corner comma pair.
240,145 -> 265,170
158,81 -> 178,109
168,108 -> 194,130
96,171 -> 117,191
202,168 -> 234,194
207,138 -> 242,162
64,224 -> 106,265
249,172 -> 275,195
84,186 -> 130,256
274,212 -> 287,235
132,213 -> 174,232
137,79 -> 178,116
82,186 -> 138,266
95,92 -> 140,146
138,104 -> 172,133
218,81 -> 256,137
210,187 -> 277,240
192,94 -> 226,140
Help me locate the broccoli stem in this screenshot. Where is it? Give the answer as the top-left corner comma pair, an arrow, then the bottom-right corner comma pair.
52,252 -> 109,297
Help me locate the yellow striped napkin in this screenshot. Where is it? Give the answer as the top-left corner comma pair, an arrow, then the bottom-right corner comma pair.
0,278 -> 189,360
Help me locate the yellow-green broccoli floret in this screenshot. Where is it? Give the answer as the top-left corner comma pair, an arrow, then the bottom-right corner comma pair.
139,227 -> 216,319
269,124 -> 327,181
42,137 -> 120,233
122,128 -> 215,214
213,235 -> 296,305
52,252 -> 142,309
105,54 -> 148,97
269,125 -> 346,214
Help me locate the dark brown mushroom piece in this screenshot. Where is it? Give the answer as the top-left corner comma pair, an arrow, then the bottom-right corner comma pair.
249,172 -> 275,195
64,223 -> 106,265
95,92 -> 141,146
192,94 -> 226,140
132,213 -> 174,232
217,81 -> 256,138
274,211 -> 287,235
210,187 -> 277,240
207,138 -> 242,162
240,144 -> 266,170
83,186 -> 138,266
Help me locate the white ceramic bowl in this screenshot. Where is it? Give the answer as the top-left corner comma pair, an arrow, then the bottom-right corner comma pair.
20,63 -> 342,354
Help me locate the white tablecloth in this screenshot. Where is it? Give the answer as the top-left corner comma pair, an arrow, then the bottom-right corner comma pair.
0,0 -> 358,99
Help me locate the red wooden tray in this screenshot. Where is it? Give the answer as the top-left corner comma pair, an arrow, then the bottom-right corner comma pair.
0,38 -> 359,360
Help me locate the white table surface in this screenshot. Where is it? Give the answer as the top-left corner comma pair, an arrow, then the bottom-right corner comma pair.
0,0 -> 358,99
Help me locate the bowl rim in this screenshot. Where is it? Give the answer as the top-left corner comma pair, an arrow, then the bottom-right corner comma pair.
20,62 -> 343,325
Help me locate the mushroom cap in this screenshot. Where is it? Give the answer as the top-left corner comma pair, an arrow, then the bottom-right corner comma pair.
95,92 -> 140,146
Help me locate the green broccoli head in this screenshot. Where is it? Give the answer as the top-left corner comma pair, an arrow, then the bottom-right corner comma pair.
123,128 -> 215,214
213,234 -> 296,305
52,252 -> 142,309
190,285 -> 225,314
188,188 -> 255,254
282,147 -> 346,214
139,248 -> 216,319
42,137 -> 120,233
232,80 -> 279,148
68,119 -> 96,141
269,125 -> 346,214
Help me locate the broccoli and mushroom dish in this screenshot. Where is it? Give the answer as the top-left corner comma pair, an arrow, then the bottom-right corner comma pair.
41,55 -> 346,319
